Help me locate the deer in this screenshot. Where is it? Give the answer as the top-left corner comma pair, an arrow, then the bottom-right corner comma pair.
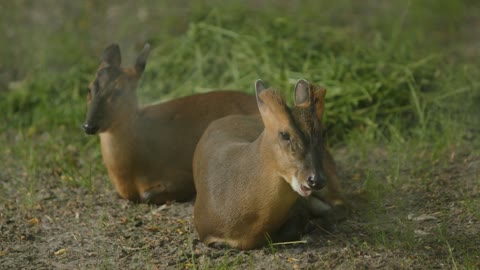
193,79 -> 346,250
83,43 -> 258,204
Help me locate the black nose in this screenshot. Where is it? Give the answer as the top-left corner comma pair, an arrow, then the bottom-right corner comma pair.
307,173 -> 326,190
83,123 -> 99,135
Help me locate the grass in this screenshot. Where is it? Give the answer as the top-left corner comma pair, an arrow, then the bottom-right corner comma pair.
1,0 -> 479,269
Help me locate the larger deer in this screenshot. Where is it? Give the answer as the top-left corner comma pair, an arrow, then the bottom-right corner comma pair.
83,43 -> 258,204
193,79 -> 345,250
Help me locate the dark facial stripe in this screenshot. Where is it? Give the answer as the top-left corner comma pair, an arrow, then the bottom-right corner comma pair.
287,107 -> 326,176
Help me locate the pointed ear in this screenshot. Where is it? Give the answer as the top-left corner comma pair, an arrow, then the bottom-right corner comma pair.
101,43 -> 121,67
254,79 -> 267,106
135,43 -> 151,74
312,86 -> 327,119
294,79 -> 311,107
254,80 -> 290,130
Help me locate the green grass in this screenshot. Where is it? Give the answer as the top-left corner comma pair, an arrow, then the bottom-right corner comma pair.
2,1 -> 478,139
1,0 -> 479,269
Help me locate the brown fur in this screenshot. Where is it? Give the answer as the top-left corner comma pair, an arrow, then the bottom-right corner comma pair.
193,80 -> 346,250
84,44 -> 258,204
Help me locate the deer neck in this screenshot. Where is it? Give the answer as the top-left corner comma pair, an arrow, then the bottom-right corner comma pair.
98,106 -> 140,165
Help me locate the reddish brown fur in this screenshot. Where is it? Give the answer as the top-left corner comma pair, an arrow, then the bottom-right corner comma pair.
84,44 -> 258,204
193,80 -> 345,250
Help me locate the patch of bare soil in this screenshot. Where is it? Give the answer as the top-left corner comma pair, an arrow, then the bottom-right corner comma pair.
1,145 -> 479,269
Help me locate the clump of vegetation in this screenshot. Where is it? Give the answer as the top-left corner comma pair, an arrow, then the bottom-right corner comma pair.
143,15 -> 448,140
2,2 -> 477,143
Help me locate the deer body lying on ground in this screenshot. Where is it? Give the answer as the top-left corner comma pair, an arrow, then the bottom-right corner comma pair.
193,79 -> 345,250
83,43 -> 258,204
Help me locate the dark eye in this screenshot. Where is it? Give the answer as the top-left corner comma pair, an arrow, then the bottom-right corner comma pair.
279,131 -> 290,141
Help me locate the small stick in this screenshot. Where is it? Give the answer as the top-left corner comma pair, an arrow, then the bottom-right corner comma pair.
271,240 -> 308,246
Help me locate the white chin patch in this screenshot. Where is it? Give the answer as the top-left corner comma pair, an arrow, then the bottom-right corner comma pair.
290,176 -> 311,197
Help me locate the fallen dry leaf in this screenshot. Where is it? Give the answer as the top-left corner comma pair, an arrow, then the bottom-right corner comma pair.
28,218 -> 41,225
288,257 -> 300,262
54,248 -> 67,256
146,226 -> 160,232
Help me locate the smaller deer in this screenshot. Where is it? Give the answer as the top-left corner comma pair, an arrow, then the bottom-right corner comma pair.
193,79 -> 345,250
83,43 -> 258,204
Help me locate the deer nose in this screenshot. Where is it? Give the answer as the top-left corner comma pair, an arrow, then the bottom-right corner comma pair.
307,173 -> 326,190
83,123 -> 99,135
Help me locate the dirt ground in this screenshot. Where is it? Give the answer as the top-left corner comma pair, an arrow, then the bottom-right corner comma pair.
1,144 -> 479,269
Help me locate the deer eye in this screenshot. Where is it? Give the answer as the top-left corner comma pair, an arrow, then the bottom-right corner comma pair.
279,131 -> 291,141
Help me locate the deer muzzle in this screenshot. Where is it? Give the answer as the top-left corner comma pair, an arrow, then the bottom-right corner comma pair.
306,172 -> 326,190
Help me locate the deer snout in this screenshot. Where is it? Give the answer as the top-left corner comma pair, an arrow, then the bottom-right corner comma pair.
83,123 -> 99,135
307,172 -> 326,190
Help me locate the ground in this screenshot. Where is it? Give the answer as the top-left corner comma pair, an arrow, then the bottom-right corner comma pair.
1,142 -> 479,269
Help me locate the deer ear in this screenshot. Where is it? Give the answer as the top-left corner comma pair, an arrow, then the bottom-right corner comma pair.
135,43 -> 151,74
294,79 -> 311,107
254,79 -> 267,105
254,81 -> 290,131
101,43 -> 121,67
312,87 -> 327,119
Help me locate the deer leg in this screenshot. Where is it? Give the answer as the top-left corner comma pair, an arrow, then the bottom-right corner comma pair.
141,183 -> 194,204
270,199 -> 311,243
